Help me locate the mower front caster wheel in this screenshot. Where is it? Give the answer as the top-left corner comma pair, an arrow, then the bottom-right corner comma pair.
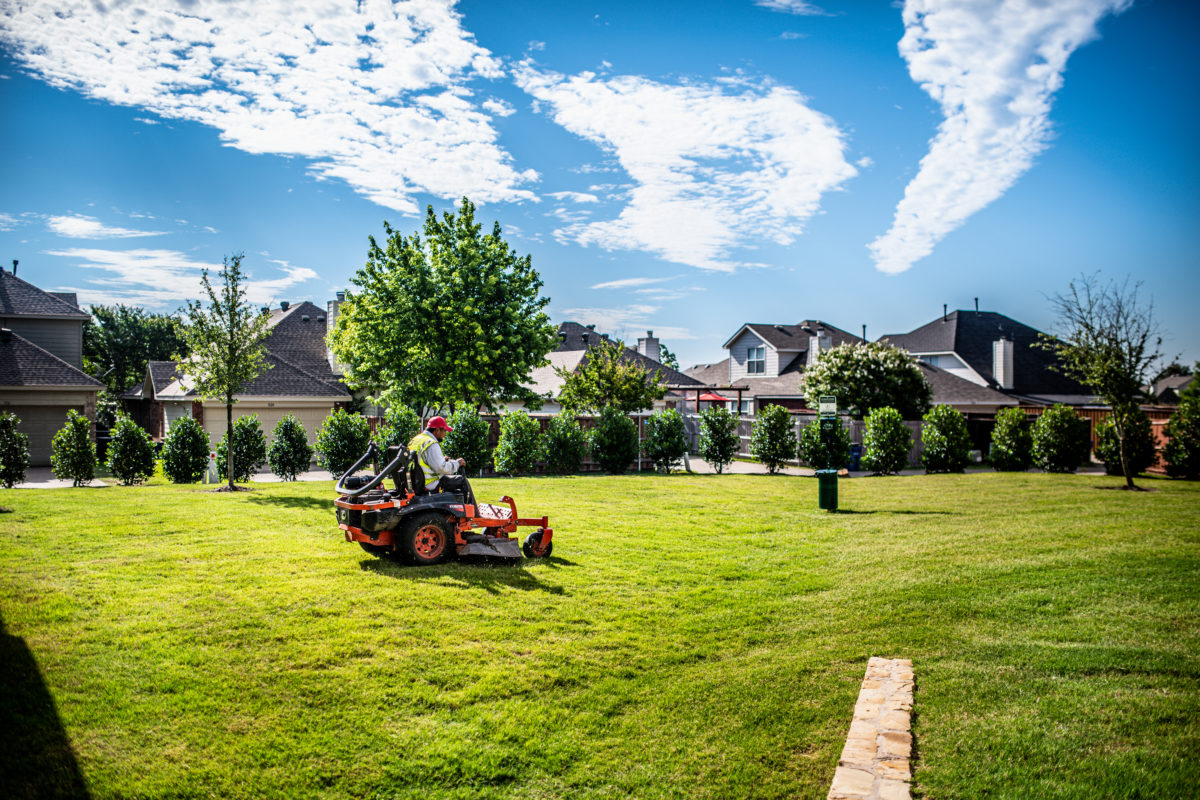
522,529 -> 553,559
399,511 -> 454,566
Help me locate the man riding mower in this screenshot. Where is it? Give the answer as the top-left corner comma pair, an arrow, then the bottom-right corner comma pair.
334,417 -> 554,565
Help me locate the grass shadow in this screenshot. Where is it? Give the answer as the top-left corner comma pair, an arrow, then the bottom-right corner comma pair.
245,494 -> 332,510
0,614 -> 92,798
826,509 -> 955,516
359,558 -> 568,596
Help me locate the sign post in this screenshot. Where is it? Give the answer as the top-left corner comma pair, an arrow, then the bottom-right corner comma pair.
816,396 -> 838,511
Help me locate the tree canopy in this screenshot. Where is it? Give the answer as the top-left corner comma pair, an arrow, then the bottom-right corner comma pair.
179,253 -> 273,490
802,341 -> 932,420
329,198 -> 557,414
84,304 -> 188,394
1039,273 -> 1162,489
556,339 -> 666,414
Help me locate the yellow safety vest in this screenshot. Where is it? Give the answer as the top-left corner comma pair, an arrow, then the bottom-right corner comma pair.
408,431 -> 440,487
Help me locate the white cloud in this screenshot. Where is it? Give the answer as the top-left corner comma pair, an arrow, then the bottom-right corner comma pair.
0,213 -> 19,231
0,1 -> 536,214
548,191 -> 601,204
46,214 -> 166,239
45,247 -> 317,309
482,98 -> 516,117
590,276 -> 674,290
869,0 -> 1131,274
560,304 -> 696,342
515,64 -> 856,272
755,1 -> 829,16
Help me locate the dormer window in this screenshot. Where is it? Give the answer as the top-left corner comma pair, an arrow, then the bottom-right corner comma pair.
747,345 -> 765,374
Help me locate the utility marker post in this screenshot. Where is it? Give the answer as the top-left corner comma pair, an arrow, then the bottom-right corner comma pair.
817,395 -> 838,511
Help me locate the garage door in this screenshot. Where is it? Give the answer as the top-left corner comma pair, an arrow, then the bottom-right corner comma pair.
8,405 -> 82,467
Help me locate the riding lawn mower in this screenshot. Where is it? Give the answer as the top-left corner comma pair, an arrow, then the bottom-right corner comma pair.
334,442 -> 554,565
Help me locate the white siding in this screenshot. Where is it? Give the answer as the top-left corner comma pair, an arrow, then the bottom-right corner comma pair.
728,330 -> 777,380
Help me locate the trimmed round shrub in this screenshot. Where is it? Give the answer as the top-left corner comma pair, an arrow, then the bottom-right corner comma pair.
51,409 -> 96,487
698,406 -> 739,474
1164,395 -> 1200,479
590,406 -> 638,474
493,411 -> 542,475
107,414 -> 156,485
643,408 -> 687,473
268,414 -> 314,481
373,405 -> 421,450
861,407 -> 911,475
1031,404 -> 1091,473
989,407 -> 1032,471
315,408 -> 371,477
441,408 -> 492,475
0,411 -> 30,489
797,417 -> 851,470
921,405 -> 971,474
542,411 -> 587,475
162,416 -> 210,484
216,414 -> 268,483
1094,408 -> 1155,477
749,404 -> 797,475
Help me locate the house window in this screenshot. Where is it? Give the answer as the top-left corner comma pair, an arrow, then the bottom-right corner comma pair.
747,345 -> 765,374
739,398 -> 753,415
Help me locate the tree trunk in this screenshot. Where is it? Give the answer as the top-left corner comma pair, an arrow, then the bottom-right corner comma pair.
1115,412 -> 1135,489
226,400 -> 235,490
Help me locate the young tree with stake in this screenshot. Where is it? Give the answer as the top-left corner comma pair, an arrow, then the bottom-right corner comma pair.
180,254 -> 272,491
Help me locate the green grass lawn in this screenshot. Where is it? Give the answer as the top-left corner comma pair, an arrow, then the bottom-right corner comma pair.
1,472 -> 1198,799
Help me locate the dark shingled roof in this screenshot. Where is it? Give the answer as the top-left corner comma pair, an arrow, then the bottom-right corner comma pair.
0,330 -> 103,388
264,301 -> 335,377
149,361 -> 181,394
723,320 -> 862,351
919,363 -> 1017,407
554,321 -> 702,387
0,271 -> 91,318
237,353 -> 349,398
881,310 -> 1088,397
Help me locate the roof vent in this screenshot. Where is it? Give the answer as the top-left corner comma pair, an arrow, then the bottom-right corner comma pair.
261,306 -> 270,315
775,325 -> 788,333
336,291 -> 345,301
317,316 -> 326,323
280,300 -> 290,310
801,325 -> 813,334
0,328 -> 11,342
586,324 -> 595,330
301,314 -> 310,322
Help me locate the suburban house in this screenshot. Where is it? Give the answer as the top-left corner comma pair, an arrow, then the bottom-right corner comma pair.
685,320 -> 863,414
1149,374 -> 1193,404
511,322 -> 703,414
0,268 -> 103,466
879,309 -> 1094,406
123,299 -> 350,445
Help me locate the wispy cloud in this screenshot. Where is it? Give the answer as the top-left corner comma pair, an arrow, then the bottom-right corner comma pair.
46,214 -> 166,239
45,248 -> 317,309
590,276 -> 674,290
0,213 -> 20,231
754,1 -> 830,16
0,1 -> 536,214
548,191 -> 600,204
560,304 -> 695,342
869,0 -> 1131,274
515,64 -> 856,272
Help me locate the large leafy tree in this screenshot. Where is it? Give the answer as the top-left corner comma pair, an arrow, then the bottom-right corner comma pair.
84,304 -> 188,394
179,253 -> 272,490
1039,273 -> 1161,489
803,341 -> 932,420
557,339 -> 666,414
330,198 -> 557,414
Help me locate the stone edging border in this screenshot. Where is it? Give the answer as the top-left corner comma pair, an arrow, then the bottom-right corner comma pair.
827,657 -> 914,800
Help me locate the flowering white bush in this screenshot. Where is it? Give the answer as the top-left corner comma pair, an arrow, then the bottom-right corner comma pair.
803,342 -> 931,420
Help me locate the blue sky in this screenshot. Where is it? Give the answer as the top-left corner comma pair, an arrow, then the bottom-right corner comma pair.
1,0 -> 1196,371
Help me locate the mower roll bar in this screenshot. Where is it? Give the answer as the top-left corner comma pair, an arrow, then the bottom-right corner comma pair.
335,442 -> 410,499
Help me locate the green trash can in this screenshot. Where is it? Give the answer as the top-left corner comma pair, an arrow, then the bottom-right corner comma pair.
816,468 -> 838,511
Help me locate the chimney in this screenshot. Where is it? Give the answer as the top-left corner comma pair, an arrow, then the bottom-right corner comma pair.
993,338 -> 1014,390
11,259 -> 16,276
637,330 -> 660,363
975,297 -> 979,314
280,300 -> 290,310
943,304 -> 947,322
807,330 -> 833,366
862,324 -> 867,342
327,295 -> 347,374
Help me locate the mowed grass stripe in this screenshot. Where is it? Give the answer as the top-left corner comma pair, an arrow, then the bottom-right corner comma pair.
1,472 -> 1197,799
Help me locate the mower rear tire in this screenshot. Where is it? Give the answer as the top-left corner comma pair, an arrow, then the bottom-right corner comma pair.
399,511 -> 455,566
522,529 -> 553,559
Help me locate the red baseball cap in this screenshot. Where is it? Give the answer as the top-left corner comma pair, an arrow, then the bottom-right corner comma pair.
427,416 -> 453,431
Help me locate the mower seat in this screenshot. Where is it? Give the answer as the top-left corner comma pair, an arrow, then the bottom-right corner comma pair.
408,452 -> 427,496
384,445 -> 409,495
